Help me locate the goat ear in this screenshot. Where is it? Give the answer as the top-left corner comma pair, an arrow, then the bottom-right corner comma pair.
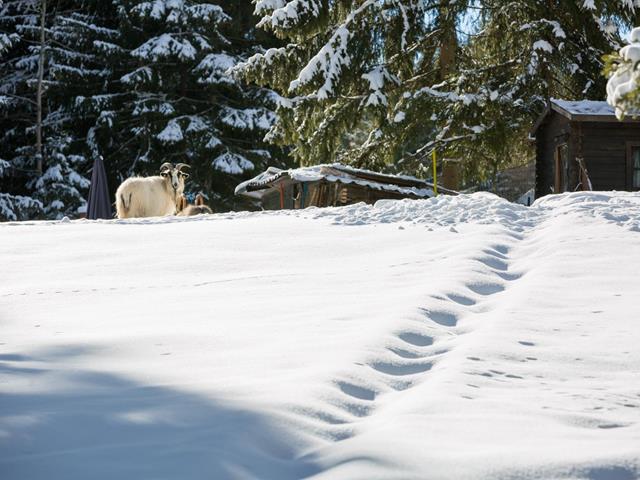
180,172 -> 190,179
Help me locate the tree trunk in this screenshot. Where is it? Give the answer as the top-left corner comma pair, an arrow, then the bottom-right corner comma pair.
35,0 -> 46,175
438,7 -> 457,81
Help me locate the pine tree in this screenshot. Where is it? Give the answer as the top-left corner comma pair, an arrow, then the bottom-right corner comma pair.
53,0 -> 288,212
0,0 -> 91,220
235,0 -> 451,174
238,1 -> 639,186
0,0 -> 43,220
430,1 -> 639,186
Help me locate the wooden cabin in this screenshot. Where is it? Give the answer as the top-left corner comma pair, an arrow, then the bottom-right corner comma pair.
235,163 -> 457,210
531,99 -> 640,198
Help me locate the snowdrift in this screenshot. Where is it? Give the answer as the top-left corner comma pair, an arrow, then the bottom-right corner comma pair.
1,192 -> 639,480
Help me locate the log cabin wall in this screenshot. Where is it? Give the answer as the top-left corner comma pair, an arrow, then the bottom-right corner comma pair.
578,122 -> 640,191
535,112 -> 571,197
535,107 -> 640,198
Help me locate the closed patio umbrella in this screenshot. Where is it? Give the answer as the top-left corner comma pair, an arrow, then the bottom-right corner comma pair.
86,156 -> 112,220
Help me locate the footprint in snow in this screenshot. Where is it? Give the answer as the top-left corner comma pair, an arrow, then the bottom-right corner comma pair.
369,360 -> 432,377
447,293 -> 476,306
335,381 -> 376,402
467,282 -> 505,296
419,308 -> 458,327
388,346 -> 425,359
491,245 -> 510,255
495,271 -> 523,281
398,331 -> 433,347
475,256 -> 508,271
482,248 -> 508,260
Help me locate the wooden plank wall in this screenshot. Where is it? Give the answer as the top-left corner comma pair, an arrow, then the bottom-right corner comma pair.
580,122 -> 640,191
535,113 -> 571,197
537,112 -> 640,196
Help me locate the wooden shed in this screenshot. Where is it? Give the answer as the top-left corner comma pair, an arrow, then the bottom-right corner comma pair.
235,163 -> 457,210
531,98 -> 640,198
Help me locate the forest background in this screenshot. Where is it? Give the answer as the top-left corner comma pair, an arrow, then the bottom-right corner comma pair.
1,0 -> 638,220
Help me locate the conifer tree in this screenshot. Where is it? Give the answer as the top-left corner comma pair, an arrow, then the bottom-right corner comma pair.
0,0 -> 90,220
235,0 -> 452,174
55,0 -> 287,211
238,1 -> 639,186
430,1 -> 639,185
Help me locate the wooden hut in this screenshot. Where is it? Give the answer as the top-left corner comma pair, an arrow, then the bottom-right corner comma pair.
235,163 -> 457,210
531,98 -> 640,198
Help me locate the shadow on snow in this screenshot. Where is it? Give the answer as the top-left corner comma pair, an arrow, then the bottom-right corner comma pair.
0,346 -> 321,480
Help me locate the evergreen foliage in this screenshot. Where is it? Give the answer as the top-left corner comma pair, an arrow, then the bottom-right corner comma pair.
2,1 -> 639,221
605,26 -> 640,118
0,0 -> 288,220
238,1 -> 639,186
53,0 -> 289,211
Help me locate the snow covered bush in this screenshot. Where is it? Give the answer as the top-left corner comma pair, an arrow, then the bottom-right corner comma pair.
606,27 -> 640,119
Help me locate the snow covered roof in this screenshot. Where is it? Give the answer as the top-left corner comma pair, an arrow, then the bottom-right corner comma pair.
235,163 -> 458,200
549,99 -> 616,119
531,98 -> 639,136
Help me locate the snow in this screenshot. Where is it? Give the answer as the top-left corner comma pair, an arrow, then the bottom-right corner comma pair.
120,66 -> 153,85
156,119 -> 184,143
220,107 -> 274,131
532,39 -> 553,53
361,66 -> 398,107
286,1 -> 376,99
607,27 -> 640,119
551,98 -> 616,116
1,192 -> 640,479
393,111 -> 405,123
516,188 -> 535,206
195,53 -> 237,85
212,151 -> 254,174
131,33 -> 197,61
0,193 -> 42,221
289,26 -> 351,98
257,0 -> 322,30
235,164 -> 437,199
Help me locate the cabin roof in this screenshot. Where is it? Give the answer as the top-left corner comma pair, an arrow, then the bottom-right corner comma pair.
530,98 -> 638,137
235,163 -> 458,200
550,99 -> 616,118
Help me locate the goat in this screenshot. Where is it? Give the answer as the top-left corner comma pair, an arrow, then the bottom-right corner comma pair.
115,163 -> 190,219
177,193 -> 213,216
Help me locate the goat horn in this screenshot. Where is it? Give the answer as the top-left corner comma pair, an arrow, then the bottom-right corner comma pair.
175,163 -> 191,171
159,162 -> 173,172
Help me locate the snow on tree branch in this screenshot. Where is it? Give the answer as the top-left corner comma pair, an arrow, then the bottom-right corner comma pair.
256,0 -> 322,30
361,66 -> 399,107
212,151 -> 254,174
288,0 -> 376,98
607,27 -> 640,119
131,33 -> 198,61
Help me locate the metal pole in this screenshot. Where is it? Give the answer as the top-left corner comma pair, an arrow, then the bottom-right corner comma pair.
432,150 -> 438,196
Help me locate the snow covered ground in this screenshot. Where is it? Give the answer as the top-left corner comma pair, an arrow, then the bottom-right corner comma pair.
1,192 -> 639,480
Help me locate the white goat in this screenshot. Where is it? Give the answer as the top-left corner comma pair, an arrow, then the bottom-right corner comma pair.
115,163 -> 190,219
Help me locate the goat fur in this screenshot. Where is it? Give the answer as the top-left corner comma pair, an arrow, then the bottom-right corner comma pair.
116,173 -> 185,219
177,193 -> 212,216
179,205 -> 213,216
